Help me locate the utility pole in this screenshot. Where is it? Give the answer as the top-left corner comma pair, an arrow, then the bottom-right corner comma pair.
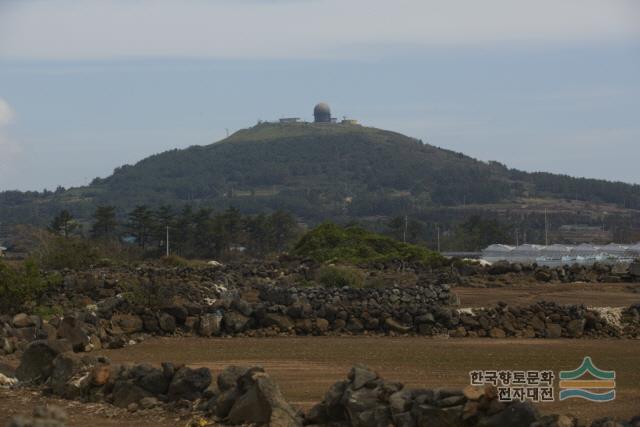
166,226 -> 170,257
515,227 -> 519,246
436,224 -> 441,252
403,215 -> 408,243
544,209 -> 549,246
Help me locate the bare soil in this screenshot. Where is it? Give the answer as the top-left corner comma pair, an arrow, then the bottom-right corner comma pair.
2,283 -> 639,426
0,387 -> 184,427
109,337 -> 640,420
455,282 -> 640,307
2,337 -> 639,426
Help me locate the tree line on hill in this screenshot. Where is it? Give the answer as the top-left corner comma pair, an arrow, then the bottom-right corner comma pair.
44,205 -> 300,260
31,206 -> 607,261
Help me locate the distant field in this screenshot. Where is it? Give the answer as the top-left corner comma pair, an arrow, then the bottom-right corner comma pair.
99,336 -> 640,423
454,282 -> 640,307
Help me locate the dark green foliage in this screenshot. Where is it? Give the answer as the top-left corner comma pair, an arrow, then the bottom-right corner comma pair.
293,223 -> 444,265
32,304 -> 64,320
90,205 -> 118,239
159,255 -> 205,268
0,260 -> 50,314
127,205 -> 155,249
34,236 -> 102,270
386,215 -> 425,244
449,215 -> 512,251
122,278 -> 175,310
48,210 -> 78,237
117,205 -> 300,260
317,265 -> 365,288
3,122 -> 639,230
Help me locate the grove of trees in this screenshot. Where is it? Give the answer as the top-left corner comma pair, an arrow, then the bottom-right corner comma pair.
47,205 -> 302,260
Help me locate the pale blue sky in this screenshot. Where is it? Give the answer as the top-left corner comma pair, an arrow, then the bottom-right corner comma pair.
0,0 -> 639,191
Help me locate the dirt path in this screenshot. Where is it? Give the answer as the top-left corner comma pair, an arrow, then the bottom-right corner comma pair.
0,387 -> 183,427
455,282 -> 640,307
97,336 -> 640,423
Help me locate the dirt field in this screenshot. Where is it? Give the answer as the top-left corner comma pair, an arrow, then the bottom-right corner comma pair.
455,282 -> 640,307
1,282 -> 639,426
102,337 -> 639,420
2,337 -> 639,426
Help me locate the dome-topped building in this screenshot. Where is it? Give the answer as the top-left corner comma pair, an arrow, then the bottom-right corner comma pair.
313,102 -> 332,123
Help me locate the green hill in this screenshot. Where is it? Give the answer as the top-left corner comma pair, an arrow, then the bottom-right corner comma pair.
2,122 -> 640,228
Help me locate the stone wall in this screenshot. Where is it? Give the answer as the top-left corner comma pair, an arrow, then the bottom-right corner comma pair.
5,351 -> 640,427
2,284 -> 640,360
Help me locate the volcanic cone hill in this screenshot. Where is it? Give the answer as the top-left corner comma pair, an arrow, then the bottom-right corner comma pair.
2,122 -> 640,226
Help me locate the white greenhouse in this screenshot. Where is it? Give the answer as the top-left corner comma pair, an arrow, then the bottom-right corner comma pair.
481,242 -> 639,266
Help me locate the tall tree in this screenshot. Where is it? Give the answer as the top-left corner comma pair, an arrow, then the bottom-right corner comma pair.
269,211 -> 297,251
90,206 -> 118,239
126,206 -> 155,249
49,210 -> 77,238
172,205 -> 195,256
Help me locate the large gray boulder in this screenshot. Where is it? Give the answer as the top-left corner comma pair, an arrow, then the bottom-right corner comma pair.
342,386 -> 381,426
111,314 -> 143,334
226,368 -> 301,427
349,365 -> 378,390
112,380 -> 152,408
162,305 -> 188,324
49,352 -> 97,397
137,367 -> 170,395
158,313 -> 176,333
15,340 -> 72,383
217,365 -> 250,392
198,313 -> 222,337
305,381 -> 348,424
12,313 -> 37,328
263,313 -> 294,331
224,311 -> 251,334
57,316 -> 90,352
168,366 -> 212,401
566,319 -> 586,338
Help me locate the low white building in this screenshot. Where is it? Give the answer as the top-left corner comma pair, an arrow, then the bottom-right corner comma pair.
570,244 -> 601,257
626,243 -> 640,257
481,244 -> 514,263
599,243 -> 629,257
510,244 -> 543,263
540,244 -> 571,258
481,242 -> 639,266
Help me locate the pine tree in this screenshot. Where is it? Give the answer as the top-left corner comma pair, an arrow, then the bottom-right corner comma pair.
49,210 -> 77,238
126,206 -> 155,249
90,206 -> 118,239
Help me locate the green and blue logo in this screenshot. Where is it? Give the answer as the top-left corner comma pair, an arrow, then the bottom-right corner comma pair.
559,357 -> 616,402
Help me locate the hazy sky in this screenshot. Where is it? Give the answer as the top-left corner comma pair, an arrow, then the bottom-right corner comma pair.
1,0 -> 639,191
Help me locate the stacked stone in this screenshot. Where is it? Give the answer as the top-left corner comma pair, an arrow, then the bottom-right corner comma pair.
7,357 -> 639,427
